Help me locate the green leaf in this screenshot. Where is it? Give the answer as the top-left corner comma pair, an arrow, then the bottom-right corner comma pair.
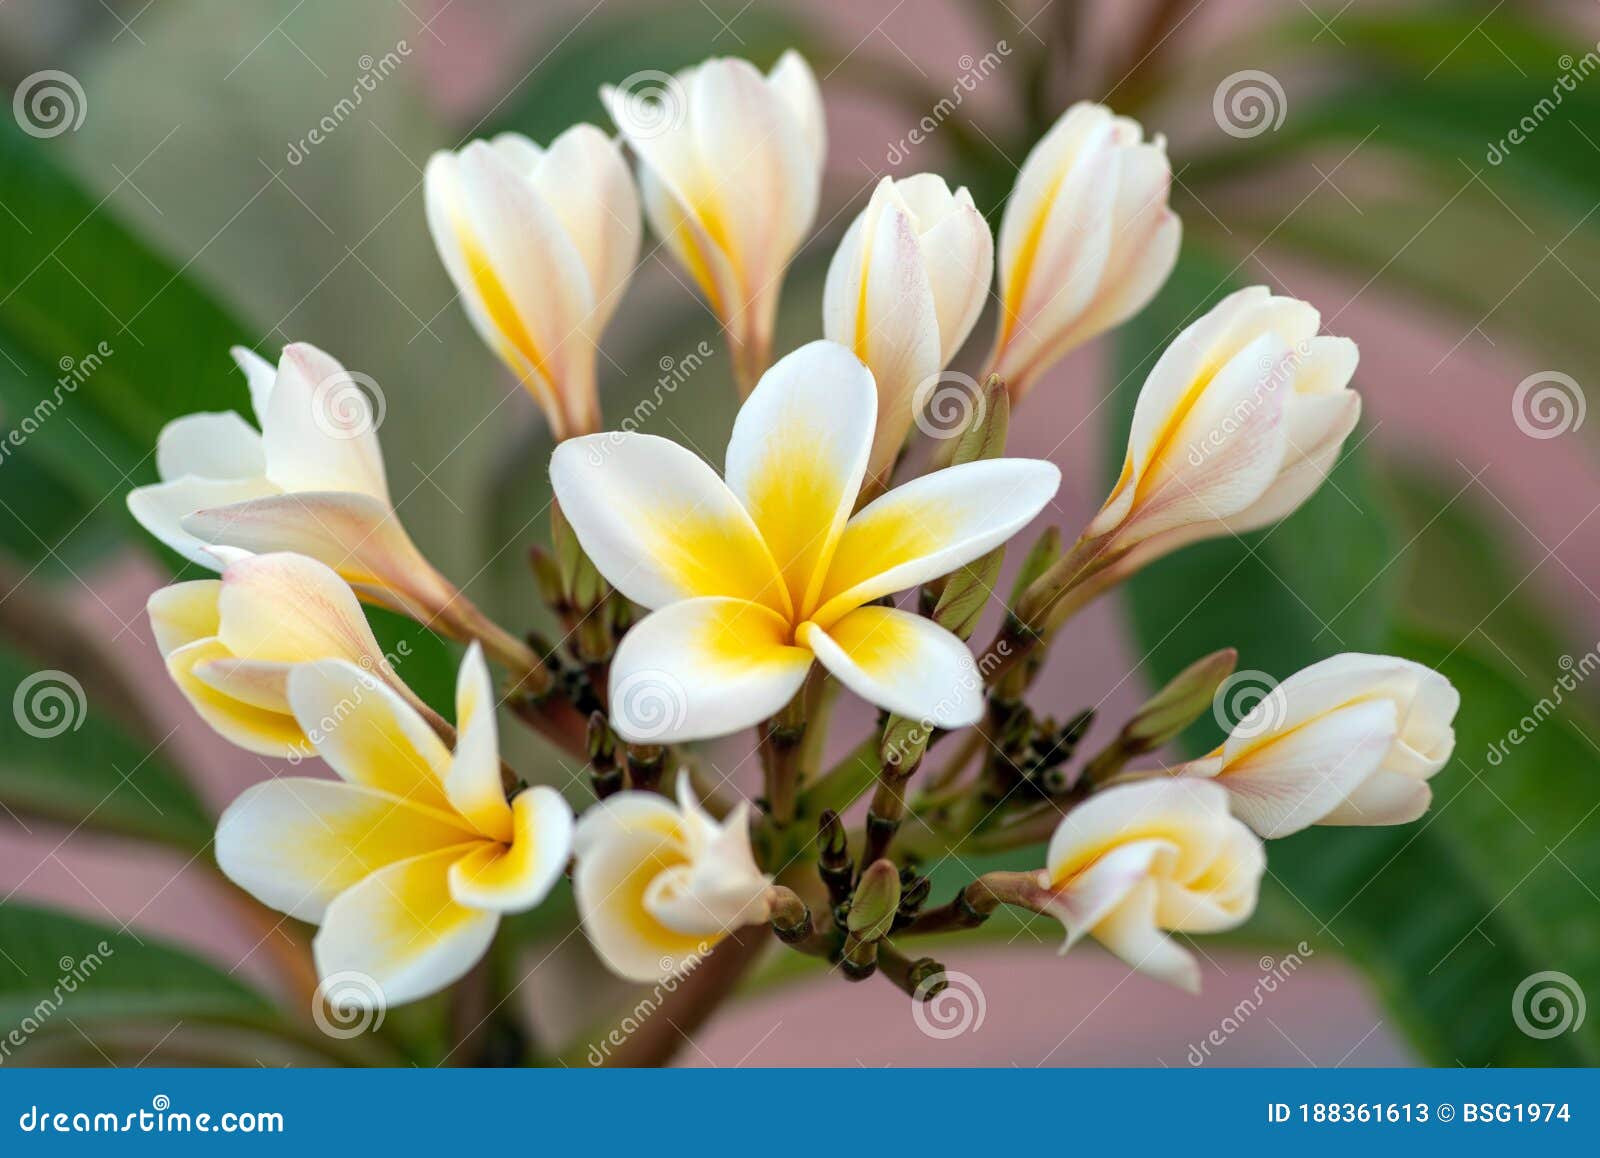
0,901 -> 275,1031
0,646 -> 213,850
0,120 -> 254,523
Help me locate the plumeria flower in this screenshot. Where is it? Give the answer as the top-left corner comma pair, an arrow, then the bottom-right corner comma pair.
988,102 -> 1180,399
574,775 -> 770,982
127,342 -> 530,668
1086,286 -> 1361,569
824,173 -> 993,485
604,51 -> 825,393
425,126 -> 641,439
1180,654 -> 1459,838
147,552 -> 420,758
550,340 -> 1060,743
1040,779 -> 1263,993
216,643 -> 573,1007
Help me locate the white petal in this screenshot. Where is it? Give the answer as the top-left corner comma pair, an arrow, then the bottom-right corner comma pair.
550,434 -> 788,616
1211,699 -> 1398,838
813,458 -> 1061,624
443,642 -> 512,842
287,659 -> 455,814
313,847 -> 499,1008
724,340 -> 876,614
230,346 -> 278,423
607,597 -> 813,743
799,606 -> 982,727
767,50 -> 826,167
155,412 -> 265,482
1320,768 -> 1432,826
260,343 -> 390,504
448,786 -> 573,912
526,124 -> 641,321
127,475 -> 280,570
216,552 -> 383,667
215,779 -> 480,923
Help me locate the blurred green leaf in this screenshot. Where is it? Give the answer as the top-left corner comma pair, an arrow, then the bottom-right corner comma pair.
0,646 -> 212,850
0,121 -> 253,526
0,901 -> 275,1030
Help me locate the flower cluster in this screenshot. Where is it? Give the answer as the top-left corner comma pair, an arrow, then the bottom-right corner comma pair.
127,50 -> 1458,1025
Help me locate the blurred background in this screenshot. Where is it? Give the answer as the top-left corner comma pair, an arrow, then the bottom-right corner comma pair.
1,0 -> 1598,1067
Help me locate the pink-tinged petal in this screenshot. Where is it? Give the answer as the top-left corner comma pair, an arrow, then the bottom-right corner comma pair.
128,475 -> 281,570
215,552 -> 384,667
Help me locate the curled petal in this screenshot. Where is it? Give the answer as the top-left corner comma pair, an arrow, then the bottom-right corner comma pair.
799,607 -> 982,728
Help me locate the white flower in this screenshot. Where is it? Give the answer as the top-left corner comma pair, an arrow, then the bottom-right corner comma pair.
989,101 -> 1180,398
604,51 -> 825,392
147,552 -> 417,759
216,644 -> 573,1007
425,126 -> 641,439
573,776 -> 771,982
127,342 -> 523,661
824,173 -> 993,482
1042,779 -> 1263,993
550,340 -> 1059,743
1182,653 -> 1460,837
1087,286 -> 1361,560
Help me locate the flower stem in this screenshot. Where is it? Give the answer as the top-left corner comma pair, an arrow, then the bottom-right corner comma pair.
760,684 -> 809,826
900,870 -> 1051,936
